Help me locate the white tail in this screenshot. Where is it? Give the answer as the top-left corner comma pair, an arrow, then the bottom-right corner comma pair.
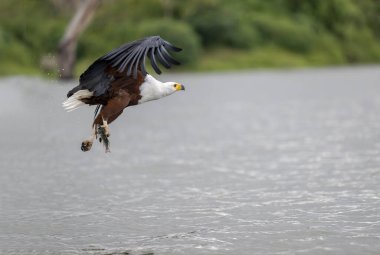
62,89 -> 93,112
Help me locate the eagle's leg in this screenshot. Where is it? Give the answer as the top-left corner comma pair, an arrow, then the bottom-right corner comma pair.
81,126 -> 96,152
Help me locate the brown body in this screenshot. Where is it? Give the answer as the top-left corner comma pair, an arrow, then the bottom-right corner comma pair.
82,67 -> 145,126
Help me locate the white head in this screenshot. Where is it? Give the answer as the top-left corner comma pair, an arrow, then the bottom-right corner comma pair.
138,74 -> 185,104
160,81 -> 186,97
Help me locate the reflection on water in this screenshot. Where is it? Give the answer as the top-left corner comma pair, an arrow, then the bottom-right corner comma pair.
1,67 -> 380,255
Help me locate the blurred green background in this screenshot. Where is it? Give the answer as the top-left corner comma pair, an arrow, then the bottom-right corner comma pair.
1,0 -> 380,77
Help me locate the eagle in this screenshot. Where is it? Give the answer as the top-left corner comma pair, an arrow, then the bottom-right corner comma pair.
62,36 -> 185,152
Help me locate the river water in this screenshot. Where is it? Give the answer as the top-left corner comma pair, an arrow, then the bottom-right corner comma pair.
0,67 -> 380,255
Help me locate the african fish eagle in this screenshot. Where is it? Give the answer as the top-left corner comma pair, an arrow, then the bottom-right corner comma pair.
62,36 -> 185,152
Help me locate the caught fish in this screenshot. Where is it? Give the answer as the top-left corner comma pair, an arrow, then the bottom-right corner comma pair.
97,125 -> 110,153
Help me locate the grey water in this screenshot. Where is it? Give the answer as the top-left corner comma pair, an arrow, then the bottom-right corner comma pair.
0,67 -> 380,255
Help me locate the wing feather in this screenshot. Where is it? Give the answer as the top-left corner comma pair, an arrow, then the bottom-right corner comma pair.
156,46 -> 171,69
163,41 -> 182,52
100,35 -> 181,78
67,36 -> 181,99
132,47 -> 145,78
140,48 -> 148,76
160,45 -> 180,65
149,47 -> 162,74
127,46 -> 144,77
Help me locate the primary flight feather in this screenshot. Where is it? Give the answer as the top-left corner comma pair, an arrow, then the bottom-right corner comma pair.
63,36 -> 185,152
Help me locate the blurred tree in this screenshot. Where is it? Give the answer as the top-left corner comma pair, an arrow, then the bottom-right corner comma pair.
159,0 -> 174,17
1,0 -> 380,75
185,1 -> 258,48
58,0 -> 99,80
50,0 -> 79,12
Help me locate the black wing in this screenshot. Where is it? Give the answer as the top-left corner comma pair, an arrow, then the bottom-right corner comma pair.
101,35 -> 182,78
67,36 -> 182,98
67,60 -> 110,97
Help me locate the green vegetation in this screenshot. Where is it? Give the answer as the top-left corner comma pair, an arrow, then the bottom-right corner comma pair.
1,0 -> 380,76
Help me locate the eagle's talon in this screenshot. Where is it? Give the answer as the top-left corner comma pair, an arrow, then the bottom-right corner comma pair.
81,140 -> 93,152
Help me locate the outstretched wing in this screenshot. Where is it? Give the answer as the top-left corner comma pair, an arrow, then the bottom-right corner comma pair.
101,35 -> 182,78
67,36 -> 182,98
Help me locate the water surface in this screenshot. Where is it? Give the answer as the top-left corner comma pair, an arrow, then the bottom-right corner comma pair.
1,67 -> 380,254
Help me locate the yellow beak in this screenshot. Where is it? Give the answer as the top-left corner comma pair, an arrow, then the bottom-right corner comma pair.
175,83 -> 185,91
